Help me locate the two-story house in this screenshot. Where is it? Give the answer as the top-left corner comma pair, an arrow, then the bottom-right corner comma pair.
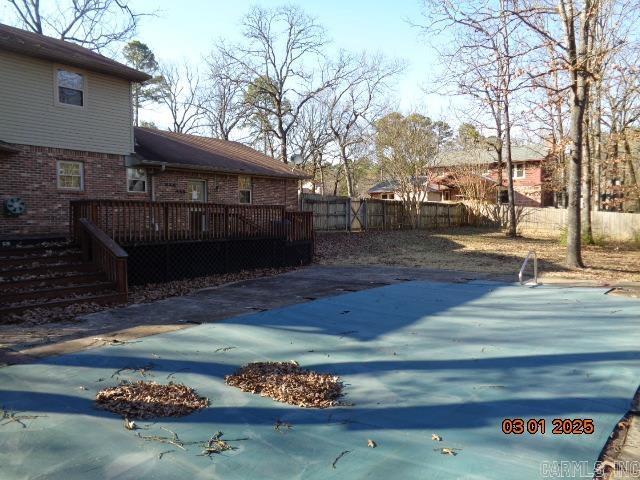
0,23 -> 305,239
368,145 -> 553,207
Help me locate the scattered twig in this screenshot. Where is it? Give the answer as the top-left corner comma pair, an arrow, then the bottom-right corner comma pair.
332,450 -> 351,469
166,368 -> 190,380
199,431 -> 236,457
158,450 -> 174,460
110,363 -> 155,379
214,346 -> 236,353
0,408 -> 46,428
136,432 -> 187,451
337,330 -> 357,338
274,419 -> 292,432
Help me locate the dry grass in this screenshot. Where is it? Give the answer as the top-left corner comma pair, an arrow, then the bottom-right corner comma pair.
315,227 -> 640,283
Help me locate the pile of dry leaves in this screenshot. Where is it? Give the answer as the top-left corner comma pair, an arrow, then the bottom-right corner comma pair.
225,361 -> 344,408
95,381 -> 209,419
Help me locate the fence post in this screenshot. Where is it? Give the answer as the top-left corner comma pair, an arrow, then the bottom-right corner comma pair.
448,205 -> 451,226
383,201 -> 387,230
363,200 -> 368,231
347,197 -> 352,232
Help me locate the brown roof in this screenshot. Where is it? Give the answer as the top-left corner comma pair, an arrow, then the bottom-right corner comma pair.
133,128 -> 308,179
0,23 -> 150,82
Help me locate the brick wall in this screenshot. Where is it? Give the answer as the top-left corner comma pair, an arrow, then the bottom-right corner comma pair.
0,144 -> 131,237
152,170 -> 299,211
1,143 -> 300,238
487,161 -> 545,207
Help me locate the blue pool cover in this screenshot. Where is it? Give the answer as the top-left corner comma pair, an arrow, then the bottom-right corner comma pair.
1,280 -> 639,479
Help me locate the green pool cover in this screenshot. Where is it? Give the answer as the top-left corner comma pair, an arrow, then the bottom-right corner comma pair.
1,280 -> 639,479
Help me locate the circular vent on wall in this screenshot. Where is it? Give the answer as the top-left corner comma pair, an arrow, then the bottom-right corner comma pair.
4,197 -> 26,217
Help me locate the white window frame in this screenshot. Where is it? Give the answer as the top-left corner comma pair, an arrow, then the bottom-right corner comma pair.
127,168 -> 148,193
57,160 -> 84,191
53,65 -> 87,109
238,176 -> 252,204
513,163 -> 525,180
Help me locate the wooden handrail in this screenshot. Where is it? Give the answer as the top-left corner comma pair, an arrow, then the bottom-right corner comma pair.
70,199 -> 314,245
77,218 -> 128,298
79,219 -> 128,258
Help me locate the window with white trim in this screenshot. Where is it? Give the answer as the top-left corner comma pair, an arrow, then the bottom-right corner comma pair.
127,168 -> 147,192
238,176 -> 252,204
513,163 -> 525,179
56,68 -> 85,107
57,161 -> 83,190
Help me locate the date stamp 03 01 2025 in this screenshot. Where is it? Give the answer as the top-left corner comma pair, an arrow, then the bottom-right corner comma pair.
501,418 -> 595,435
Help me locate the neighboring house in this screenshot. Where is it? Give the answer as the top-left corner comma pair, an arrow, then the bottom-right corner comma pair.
435,145 -> 553,207
0,24 -> 306,238
368,178 -> 450,202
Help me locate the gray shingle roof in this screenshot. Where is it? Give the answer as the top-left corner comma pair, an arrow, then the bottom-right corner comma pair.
133,128 -> 309,179
436,144 -> 548,167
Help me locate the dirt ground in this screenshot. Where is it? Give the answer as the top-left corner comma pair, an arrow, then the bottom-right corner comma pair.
314,227 -> 640,283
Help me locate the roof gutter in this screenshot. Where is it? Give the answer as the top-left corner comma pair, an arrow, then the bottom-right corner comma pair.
0,140 -> 21,154
126,154 -> 310,180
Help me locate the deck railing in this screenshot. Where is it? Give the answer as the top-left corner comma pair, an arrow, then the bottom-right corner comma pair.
77,218 -> 128,298
70,199 -> 314,245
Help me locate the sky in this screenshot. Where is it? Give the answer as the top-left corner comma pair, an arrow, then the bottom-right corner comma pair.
0,0 -> 465,129
130,0 -> 464,128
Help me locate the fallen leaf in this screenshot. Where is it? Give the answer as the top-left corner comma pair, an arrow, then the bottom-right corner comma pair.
432,433 -> 442,441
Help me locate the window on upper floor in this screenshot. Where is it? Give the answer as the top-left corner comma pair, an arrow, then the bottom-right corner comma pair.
238,176 -> 252,204
513,163 -> 525,179
127,168 -> 147,193
56,68 -> 85,107
57,160 -> 84,190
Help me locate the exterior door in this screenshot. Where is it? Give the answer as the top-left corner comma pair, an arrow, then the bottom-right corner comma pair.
187,180 -> 206,202
187,180 -> 207,234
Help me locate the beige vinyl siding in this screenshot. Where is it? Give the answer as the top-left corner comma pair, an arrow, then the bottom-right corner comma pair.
0,50 -> 133,155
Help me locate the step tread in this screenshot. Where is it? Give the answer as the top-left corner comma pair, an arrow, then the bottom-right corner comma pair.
0,272 -> 107,290
0,291 -> 126,317
0,281 -> 116,303
0,262 -> 100,278
0,253 -> 83,267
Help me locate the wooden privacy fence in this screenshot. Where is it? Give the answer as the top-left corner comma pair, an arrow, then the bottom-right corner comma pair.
71,199 -> 313,245
509,207 -> 640,241
301,194 -> 465,231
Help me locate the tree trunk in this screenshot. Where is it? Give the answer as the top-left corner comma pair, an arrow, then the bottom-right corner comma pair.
582,113 -> 593,243
340,144 -> 355,197
503,102 -> 517,237
566,79 -> 587,267
624,136 -> 640,211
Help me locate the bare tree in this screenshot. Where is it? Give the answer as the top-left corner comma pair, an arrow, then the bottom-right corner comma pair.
157,62 -> 204,135
200,53 -> 248,141
508,0 -> 639,265
328,53 -> 403,197
290,100 -> 333,194
422,0 -> 530,237
6,0 -> 150,51
217,5 -> 346,163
